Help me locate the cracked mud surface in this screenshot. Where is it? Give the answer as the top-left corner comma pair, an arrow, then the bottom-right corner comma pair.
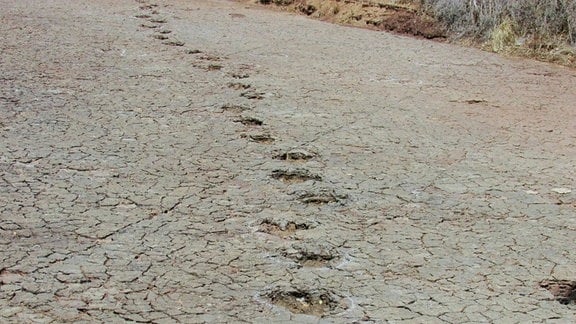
1,0 -> 576,322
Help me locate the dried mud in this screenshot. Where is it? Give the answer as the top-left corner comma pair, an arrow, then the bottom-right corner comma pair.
1,0 -> 576,322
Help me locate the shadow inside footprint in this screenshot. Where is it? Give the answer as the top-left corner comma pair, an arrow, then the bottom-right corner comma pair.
139,4 -> 158,10
234,117 -> 263,126
163,40 -> 184,46
540,280 -> 576,305
296,190 -> 347,204
248,134 -> 274,143
221,104 -> 251,113
227,82 -> 251,90
149,18 -> 167,23
241,90 -> 265,100
271,169 -> 321,183
140,23 -> 159,29
274,149 -> 316,161
230,72 -> 250,79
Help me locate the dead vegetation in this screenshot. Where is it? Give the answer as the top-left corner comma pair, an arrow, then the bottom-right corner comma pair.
420,0 -> 576,66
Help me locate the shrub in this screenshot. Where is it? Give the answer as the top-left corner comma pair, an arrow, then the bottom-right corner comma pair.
419,0 -> 576,45
491,18 -> 516,52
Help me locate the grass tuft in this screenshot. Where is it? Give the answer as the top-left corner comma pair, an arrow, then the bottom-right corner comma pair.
419,0 -> 576,64
491,18 -> 516,53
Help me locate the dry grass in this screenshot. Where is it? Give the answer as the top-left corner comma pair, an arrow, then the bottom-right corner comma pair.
490,18 -> 516,53
419,0 -> 576,65
420,0 -> 575,40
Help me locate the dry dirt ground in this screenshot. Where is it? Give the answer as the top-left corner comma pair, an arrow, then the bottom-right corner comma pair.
1,0 -> 576,322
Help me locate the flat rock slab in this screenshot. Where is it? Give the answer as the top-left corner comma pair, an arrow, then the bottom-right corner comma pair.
1,0 -> 576,322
